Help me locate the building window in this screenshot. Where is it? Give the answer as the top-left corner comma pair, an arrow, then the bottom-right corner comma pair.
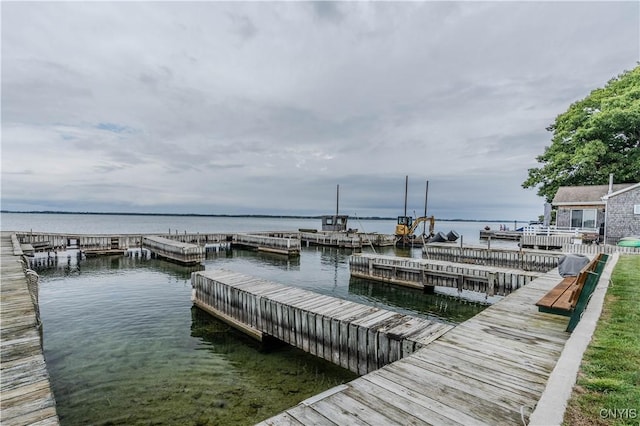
571,209 -> 597,228
635,204 -> 640,215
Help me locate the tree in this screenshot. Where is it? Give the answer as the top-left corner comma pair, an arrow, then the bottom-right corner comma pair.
523,66 -> 640,202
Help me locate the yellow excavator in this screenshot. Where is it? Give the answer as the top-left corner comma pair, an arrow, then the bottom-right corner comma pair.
395,215 -> 435,246
394,177 -> 436,247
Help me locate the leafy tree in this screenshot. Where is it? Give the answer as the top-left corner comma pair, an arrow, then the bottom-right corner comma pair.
523,66 -> 640,202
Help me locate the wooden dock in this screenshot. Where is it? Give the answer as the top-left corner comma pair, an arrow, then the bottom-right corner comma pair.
350,253 -> 543,296
300,231 -> 363,249
232,234 -> 301,256
479,229 -> 522,241
13,232 -> 140,254
423,243 -> 561,272
299,232 -> 396,249
13,231 -> 235,257
521,234 -> 575,249
191,270 -> 453,375
0,233 -> 59,425
142,235 -> 205,265
257,265 -> 579,425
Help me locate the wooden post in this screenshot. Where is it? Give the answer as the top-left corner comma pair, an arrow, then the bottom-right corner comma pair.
488,272 -> 496,297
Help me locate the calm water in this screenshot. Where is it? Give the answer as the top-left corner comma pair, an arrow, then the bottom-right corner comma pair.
3,213 -> 507,425
37,254 -> 360,425
1,211 -> 522,246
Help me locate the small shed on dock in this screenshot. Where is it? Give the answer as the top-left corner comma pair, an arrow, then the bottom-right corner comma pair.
552,182 -> 639,244
321,215 -> 349,232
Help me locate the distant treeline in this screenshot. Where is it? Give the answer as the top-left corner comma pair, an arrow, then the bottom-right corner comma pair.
1,210 -> 516,222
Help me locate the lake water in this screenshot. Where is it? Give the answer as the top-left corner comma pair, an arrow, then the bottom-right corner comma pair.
2,213 -> 513,425
1,212 -> 521,245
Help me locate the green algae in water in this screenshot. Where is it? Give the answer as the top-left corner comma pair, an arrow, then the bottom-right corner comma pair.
190,308 -> 359,426
37,255 -> 357,426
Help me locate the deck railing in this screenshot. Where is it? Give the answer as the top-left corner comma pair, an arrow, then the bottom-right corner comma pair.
233,233 -> 301,255
522,225 -> 598,236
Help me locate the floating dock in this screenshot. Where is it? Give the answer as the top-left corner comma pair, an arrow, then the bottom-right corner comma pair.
299,231 -> 396,249
423,243 -> 561,272
232,234 -> 301,256
11,232 -> 140,255
300,231 -> 364,249
142,235 -> 205,265
521,234 -> 575,249
349,253 -> 543,296
479,229 -> 522,241
191,270 -> 453,375
0,233 -> 59,425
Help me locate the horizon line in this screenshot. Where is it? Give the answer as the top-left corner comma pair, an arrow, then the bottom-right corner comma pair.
1,210 -> 532,223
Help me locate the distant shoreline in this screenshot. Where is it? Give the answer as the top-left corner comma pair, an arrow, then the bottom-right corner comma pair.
0,210 -> 522,223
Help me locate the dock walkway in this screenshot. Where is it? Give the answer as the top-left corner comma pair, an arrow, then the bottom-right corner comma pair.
350,253 -> 543,296
299,232 -> 396,249
0,232 -> 59,425
232,234 -> 301,256
258,264 -> 587,425
192,270 -> 453,375
142,235 -> 205,265
423,243 -> 561,272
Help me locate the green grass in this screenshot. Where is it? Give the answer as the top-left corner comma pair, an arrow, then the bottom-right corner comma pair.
564,255 -> 640,426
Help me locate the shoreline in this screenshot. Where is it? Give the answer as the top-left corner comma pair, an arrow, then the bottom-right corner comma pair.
0,210 -> 526,223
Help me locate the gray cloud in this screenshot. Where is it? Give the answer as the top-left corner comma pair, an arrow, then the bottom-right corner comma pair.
1,1 -> 638,221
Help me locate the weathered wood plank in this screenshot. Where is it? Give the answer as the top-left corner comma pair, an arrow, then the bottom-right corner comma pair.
256,411 -> 304,426
285,405 -> 336,425
350,376 -> 459,425
311,395 -> 373,426
192,269 -> 452,376
362,371 -> 489,425
1,233 -> 59,425
411,349 -> 544,401
376,364 -> 522,425
402,355 -> 538,412
343,382 -> 431,425
415,342 -> 549,389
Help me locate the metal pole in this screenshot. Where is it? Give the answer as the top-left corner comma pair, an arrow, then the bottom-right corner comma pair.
424,180 -> 429,235
336,184 -> 339,217
404,175 -> 408,218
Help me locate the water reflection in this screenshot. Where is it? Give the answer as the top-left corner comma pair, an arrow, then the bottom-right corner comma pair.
208,248 -> 301,271
317,246 -> 350,289
349,277 -> 488,324
31,252 -> 204,280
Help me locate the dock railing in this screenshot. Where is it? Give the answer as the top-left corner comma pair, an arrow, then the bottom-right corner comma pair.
299,231 -> 363,248
233,233 -> 301,256
350,253 -> 542,296
522,225 -> 598,237
521,226 -> 599,249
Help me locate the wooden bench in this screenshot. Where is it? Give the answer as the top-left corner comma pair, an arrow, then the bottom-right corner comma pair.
536,253 -> 608,331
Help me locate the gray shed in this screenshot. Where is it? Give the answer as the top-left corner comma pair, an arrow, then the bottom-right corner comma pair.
602,183 -> 640,244
552,182 -> 639,244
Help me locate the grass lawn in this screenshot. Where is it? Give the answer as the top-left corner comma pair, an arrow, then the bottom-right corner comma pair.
564,254 -> 640,425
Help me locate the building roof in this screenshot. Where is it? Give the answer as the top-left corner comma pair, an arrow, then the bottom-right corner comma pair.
602,182 -> 640,200
552,183 -> 635,206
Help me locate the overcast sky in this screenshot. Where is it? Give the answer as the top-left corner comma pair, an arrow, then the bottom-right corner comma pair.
2,1 -> 638,220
